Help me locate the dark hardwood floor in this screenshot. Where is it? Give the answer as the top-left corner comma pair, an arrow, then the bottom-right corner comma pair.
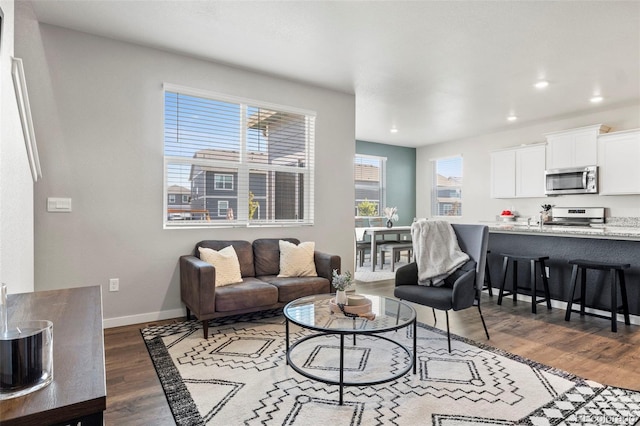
104,280 -> 640,424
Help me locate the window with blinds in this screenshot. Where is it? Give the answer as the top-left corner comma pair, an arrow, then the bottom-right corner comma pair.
431,156 -> 463,217
164,85 -> 315,227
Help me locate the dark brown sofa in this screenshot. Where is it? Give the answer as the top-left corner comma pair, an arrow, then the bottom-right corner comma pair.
180,238 -> 341,338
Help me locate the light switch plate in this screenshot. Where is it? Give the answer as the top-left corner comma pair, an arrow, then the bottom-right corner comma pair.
47,197 -> 72,212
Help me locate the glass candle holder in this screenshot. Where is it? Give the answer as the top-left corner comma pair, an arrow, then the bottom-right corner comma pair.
0,320 -> 53,400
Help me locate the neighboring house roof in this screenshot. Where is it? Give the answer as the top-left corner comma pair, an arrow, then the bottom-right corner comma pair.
190,149 -> 268,180
436,174 -> 462,187
437,197 -> 462,203
354,163 -> 380,181
167,185 -> 190,195
247,109 -> 277,130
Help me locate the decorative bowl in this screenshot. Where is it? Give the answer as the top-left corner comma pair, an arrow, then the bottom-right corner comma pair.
329,296 -> 374,317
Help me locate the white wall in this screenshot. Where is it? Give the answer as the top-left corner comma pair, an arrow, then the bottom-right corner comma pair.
417,102 -> 640,223
15,9 -> 356,326
0,0 -> 34,295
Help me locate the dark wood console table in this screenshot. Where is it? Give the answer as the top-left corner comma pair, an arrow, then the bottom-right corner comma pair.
0,286 -> 106,425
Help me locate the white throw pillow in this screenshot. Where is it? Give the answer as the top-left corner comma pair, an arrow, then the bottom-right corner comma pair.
198,245 -> 243,287
277,240 -> 318,278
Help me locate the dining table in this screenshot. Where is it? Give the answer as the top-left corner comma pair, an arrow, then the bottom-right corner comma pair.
357,225 -> 412,271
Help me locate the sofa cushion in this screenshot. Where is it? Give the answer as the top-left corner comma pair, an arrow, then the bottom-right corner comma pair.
277,240 -> 318,277
213,278 -> 279,312
198,246 -> 243,286
253,238 -> 299,277
196,240 -> 255,277
259,275 -> 330,303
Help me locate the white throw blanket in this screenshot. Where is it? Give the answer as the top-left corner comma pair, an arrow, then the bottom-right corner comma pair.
411,219 -> 470,286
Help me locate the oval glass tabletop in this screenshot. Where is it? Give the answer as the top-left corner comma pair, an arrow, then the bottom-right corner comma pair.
283,293 -> 415,334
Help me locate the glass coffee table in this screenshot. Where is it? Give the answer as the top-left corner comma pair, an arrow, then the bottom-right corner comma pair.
283,293 -> 416,405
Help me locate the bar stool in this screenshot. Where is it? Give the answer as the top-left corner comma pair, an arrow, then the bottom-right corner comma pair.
497,253 -> 552,314
564,259 -> 631,332
483,250 -> 494,296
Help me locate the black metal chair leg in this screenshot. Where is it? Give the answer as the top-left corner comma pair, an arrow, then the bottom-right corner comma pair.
445,310 -> 451,353
432,308 -> 437,326
477,304 -> 490,340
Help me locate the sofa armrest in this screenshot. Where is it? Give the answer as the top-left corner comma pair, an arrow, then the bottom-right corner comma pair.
314,251 -> 341,280
395,262 -> 419,287
180,255 -> 217,317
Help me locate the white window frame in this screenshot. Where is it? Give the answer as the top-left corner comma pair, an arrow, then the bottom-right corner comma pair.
214,174 -> 234,191
181,195 -> 190,203
217,200 -> 229,217
168,194 -> 176,204
163,83 -> 316,229
431,155 -> 463,218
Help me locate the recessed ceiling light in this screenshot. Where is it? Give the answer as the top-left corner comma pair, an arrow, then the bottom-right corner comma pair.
590,96 -> 603,103
507,115 -> 518,122
390,127 -> 398,133
534,80 -> 549,89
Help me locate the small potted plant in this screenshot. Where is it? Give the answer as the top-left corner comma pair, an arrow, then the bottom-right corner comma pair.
332,269 -> 353,305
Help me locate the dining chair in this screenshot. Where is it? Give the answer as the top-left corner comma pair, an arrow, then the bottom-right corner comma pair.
355,217 -> 370,267
394,223 -> 490,352
354,228 -> 370,267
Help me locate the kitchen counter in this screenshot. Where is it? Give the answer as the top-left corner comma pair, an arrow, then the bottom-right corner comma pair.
486,222 -> 640,241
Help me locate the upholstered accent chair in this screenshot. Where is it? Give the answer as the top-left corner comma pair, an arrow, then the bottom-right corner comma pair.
394,224 -> 490,352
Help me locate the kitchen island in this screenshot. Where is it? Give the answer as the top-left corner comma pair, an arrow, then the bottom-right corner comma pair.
485,223 -> 640,321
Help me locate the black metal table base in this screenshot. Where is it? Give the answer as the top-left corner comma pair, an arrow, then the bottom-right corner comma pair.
285,318 -> 417,405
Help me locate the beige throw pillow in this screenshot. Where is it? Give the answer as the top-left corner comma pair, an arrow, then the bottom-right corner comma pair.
277,240 -> 317,277
198,245 -> 243,286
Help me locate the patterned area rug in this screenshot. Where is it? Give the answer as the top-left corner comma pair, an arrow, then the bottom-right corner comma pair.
142,310 -> 640,425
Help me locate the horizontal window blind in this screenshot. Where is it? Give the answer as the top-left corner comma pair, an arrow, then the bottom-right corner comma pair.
164,87 -> 315,227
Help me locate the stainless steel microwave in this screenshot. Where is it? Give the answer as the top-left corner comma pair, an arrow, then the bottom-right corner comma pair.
545,166 -> 598,195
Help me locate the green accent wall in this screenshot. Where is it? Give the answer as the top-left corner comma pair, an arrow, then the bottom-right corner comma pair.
356,140 -> 416,226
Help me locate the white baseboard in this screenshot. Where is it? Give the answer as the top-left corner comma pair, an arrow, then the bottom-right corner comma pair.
104,294 -> 639,329
103,308 -> 185,329
484,290 -> 640,326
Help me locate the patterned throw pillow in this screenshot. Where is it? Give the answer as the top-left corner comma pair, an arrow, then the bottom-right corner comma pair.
198,245 -> 243,286
277,240 -> 318,278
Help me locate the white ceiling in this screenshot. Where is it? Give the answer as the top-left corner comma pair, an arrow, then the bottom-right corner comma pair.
28,0 -> 640,148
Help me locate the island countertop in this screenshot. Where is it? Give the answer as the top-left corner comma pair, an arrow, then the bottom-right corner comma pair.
485,222 -> 640,241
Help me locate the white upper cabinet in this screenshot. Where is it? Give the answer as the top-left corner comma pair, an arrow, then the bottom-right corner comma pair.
516,145 -> 546,198
598,129 -> 640,195
490,149 -> 516,198
545,124 -> 610,170
490,144 -> 546,199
